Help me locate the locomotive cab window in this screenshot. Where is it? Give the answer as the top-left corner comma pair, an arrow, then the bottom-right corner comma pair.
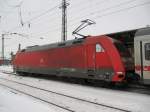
96,44 -> 104,52
145,43 -> 150,60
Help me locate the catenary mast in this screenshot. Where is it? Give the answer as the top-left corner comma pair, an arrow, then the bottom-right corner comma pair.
61,0 -> 69,42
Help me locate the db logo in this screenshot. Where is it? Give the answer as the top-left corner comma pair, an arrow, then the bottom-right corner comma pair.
40,58 -> 44,63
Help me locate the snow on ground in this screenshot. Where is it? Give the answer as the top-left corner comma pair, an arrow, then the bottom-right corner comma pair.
0,65 -> 13,72
0,65 -> 150,112
0,85 -> 67,112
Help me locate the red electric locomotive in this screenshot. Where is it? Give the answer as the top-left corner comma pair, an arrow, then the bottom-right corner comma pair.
12,35 -> 135,83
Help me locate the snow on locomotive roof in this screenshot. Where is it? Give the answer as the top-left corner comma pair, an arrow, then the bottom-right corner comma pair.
23,37 -> 86,52
135,27 -> 150,37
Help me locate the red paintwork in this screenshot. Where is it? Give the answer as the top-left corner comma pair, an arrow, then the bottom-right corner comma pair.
13,35 -> 127,82
85,36 -> 125,81
135,65 -> 150,71
135,65 -> 141,71
14,45 -> 85,68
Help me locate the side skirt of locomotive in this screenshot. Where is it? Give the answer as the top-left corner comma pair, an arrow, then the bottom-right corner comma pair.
14,67 -> 115,82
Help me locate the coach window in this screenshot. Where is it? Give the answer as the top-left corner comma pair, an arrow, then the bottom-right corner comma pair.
96,44 -> 104,52
145,43 -> 150,60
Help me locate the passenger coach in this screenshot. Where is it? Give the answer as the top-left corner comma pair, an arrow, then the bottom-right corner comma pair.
134,27 -> 150,84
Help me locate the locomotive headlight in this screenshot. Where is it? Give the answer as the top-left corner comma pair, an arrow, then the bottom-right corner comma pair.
117,72 -> 124,78
117,72 -> 123,74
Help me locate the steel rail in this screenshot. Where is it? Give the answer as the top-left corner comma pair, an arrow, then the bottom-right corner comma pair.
0,77 -> 131,112
0,83 -> 75,112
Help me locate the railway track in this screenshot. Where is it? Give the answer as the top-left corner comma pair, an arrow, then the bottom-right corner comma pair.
1,70 -> 150,94
125,84 -> 150,95
0,76 -> 130,112
0,83 -> 73,112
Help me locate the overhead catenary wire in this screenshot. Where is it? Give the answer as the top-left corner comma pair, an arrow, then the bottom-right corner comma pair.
23,0 -> 85,29
25,0 -> 139,26
7,0 -> 70,32
68,0 -> 111,14
5,27 -> 61,47
12,0 -> 150,38
9,0 -> 138,36
68,0 -> 138,24
7,3 -> 61,32
8,0 -> 150,35
3,0 -> 110,33
5,0 -> 150,48
2,0 -> 75,32
1,0 -> 93,32
3,0 -> 150,58
24,0 -> 135,30
95,1 -> 150,19
67,0 -> 150,28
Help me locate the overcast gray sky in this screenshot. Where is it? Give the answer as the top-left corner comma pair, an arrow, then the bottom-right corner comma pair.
0,0 -> 150,58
